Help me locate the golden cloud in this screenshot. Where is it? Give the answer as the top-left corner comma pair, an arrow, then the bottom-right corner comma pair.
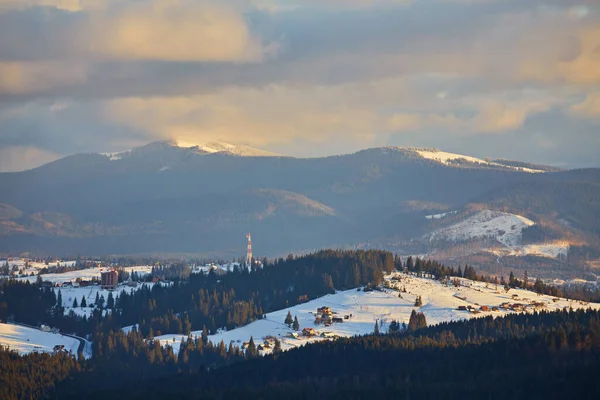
570,92 -> 600,118
0,62 -> 87,95
82,1 -> 266,62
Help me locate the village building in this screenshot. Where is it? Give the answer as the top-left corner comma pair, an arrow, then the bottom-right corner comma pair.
101,269 -> 118,290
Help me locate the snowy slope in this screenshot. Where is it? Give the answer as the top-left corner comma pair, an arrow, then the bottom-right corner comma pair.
0,323 -> 81,356
414,149 -> 545,173
429,210 -> 534,247
55,282 -> 157,317
16,265 -> 153,284
155,272 -> 600,356
198,140 -> 281,157
1,259 -> 77,277
103,140 -> 281,161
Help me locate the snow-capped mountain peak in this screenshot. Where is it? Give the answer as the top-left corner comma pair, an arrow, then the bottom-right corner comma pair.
104,139 -> 281,160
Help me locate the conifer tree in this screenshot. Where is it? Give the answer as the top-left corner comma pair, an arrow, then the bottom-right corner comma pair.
414,295 -> 423,307
293,316 -> 300,331
80,296 -> 87,308
285,311 -> 293,327
273,338 -> 282,354
201,325 -> 209,344
246,336 -> 257,359
107,292 -> 115,309
72,298 -> 78,308
374,320 -> 380,335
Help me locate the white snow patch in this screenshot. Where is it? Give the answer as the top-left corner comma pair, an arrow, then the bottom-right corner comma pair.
429,210 -> 534,248
426,211 -> 457,220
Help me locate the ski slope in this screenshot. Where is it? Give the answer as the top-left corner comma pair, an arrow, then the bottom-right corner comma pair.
0,323 -> 81,356
155,272 -> 600,355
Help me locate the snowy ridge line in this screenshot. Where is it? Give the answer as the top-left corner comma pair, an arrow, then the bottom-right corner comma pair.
413,149 -> 546,173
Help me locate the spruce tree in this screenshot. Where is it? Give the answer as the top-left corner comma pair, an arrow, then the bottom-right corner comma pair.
201,325 -> 209,344
72,298 -> 78,308
246,336 -> 256,359
293,316 -> 300,331
414,295 -> 423,307
80,296 -> 87,308
107,292 -> 115,309
284,311 -> 293,327
374,320 -> 380,335
273,338 -> 282,354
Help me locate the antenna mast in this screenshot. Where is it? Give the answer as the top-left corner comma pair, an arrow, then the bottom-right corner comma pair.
246,233 -> 253,265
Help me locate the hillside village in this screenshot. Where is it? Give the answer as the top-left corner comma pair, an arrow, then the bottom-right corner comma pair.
154,271 -> 600,356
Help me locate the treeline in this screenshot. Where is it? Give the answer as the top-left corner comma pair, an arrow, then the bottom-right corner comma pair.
0,348 -> 79,400
1,250 -> 395,338
53,309 -> 600,399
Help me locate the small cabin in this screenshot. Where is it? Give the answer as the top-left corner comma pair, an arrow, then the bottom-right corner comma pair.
302,328 -> 316,336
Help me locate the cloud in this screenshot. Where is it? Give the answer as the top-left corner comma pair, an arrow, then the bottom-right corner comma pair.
0,62 -> 87,95
0,1 -> 269,64
0,0 -> 599,169
0,146 -> 60,172
0,0 -> 83,12
570,93 -> 600,119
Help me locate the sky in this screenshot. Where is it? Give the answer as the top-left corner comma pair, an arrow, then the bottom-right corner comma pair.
0,0 -> 599,171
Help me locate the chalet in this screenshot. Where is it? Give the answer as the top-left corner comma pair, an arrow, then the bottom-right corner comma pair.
302,327 -> 316,337
317,306 -> 332,315
332,317 -> 344,323
344,315 -> 350,320
492,306 -> 499,312
257,345 -> 264,351
480,306 -> 490,312
241,342 -> 250,349
457,306 -> 467,311
321,332 -> 337,338
287,332 -> 299,339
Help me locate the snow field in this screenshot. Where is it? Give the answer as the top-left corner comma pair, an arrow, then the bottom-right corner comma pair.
429,210 -> 534,248
0,323 -> 81,356
155,272 -> 600,356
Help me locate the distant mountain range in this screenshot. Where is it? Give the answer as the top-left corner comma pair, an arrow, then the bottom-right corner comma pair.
0,140 -> 598,277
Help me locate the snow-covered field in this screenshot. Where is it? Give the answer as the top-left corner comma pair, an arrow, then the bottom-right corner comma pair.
155,272 -> 600,355
15,265 -> 155,284
414,149 -> 545,173
503,242 -> 570,259
0,323 -> 82,356
1,259 -> 77,277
